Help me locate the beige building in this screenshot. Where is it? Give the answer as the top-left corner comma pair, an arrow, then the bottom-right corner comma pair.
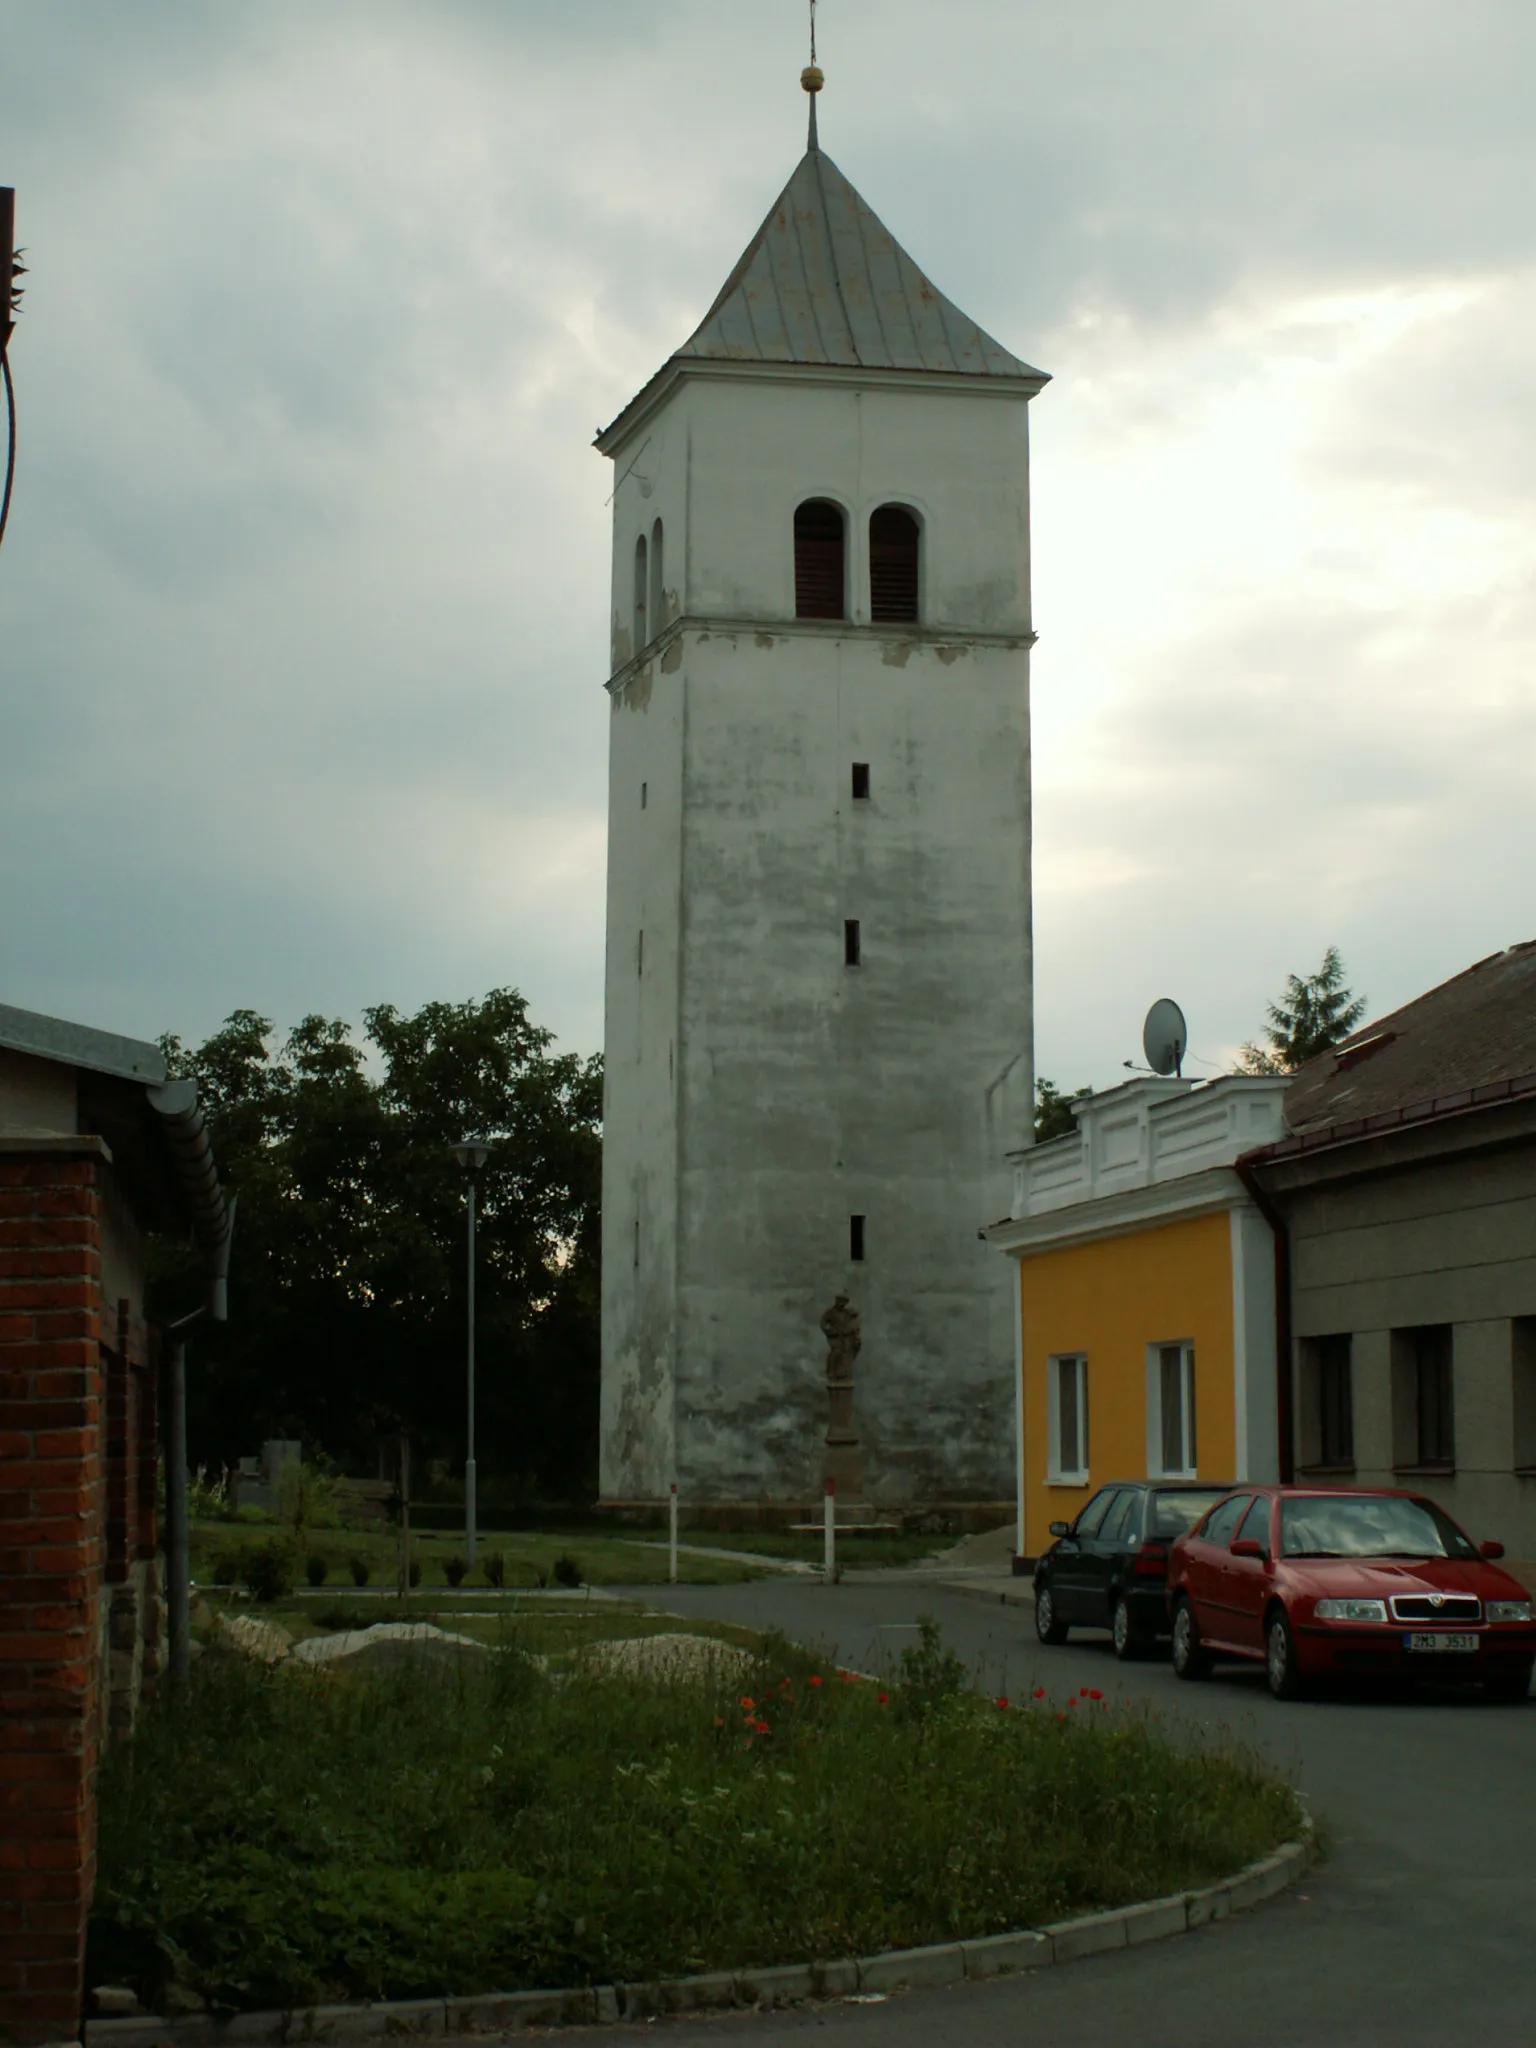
1252,942 -> 1536,1554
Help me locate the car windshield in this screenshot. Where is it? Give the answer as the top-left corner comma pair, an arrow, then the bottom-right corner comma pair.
1279,1494 -> 1479,1561
1151,1490 -> 1229,1538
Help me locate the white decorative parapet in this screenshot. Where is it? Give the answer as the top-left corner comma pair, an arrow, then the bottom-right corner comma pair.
1010,1077 -> 1289,1218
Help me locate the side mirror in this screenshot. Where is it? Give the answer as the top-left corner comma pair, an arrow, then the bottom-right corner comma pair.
1229,1537 -> 1265,1560
1480,1539 -> 1506,1560
1048,1520 -> 1070,1539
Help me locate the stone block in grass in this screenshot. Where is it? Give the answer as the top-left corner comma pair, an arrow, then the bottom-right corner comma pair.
857,1942 -> 965,1993
961,1930 -> 1052,1979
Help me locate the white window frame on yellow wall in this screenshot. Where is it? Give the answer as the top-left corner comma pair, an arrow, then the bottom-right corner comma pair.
1048,1352 -> 1089,1483
1148,1341 -> 1197,1477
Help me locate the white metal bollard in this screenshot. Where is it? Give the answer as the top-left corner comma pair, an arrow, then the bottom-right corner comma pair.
823,1476 -> 836,1584
669,1481 -> 679,1584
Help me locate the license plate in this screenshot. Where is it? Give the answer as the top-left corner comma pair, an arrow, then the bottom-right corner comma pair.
1404,1631 -> 1479,1654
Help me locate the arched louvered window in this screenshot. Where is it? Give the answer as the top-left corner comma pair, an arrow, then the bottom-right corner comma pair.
869,505 -> 920,623
633,533 -> 648,649
794,499 -> 846,620
649,518 -> 665,636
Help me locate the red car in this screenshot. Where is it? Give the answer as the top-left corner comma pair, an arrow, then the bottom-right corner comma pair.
1167,1485 -> 1536,1702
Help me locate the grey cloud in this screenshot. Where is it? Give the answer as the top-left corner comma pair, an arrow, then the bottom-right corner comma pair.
2,0 -> 1534,1084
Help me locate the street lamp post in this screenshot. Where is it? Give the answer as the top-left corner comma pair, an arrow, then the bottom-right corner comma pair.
451,1141 -> 489,1569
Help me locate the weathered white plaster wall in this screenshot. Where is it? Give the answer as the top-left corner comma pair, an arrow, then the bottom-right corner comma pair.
599,364 -> 1038,1504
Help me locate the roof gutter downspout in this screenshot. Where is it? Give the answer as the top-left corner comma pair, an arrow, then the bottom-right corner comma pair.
147,1076 -> 232,1321
1235,1150 -> 1294,1485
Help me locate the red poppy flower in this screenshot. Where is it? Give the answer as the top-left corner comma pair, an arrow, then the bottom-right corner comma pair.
754,1718 -> 771,1734
877,1691 -> 889,1706
1032,1687 -> 1046,1699
1080,1686 -> 1092,1697
1088,1689 -> 1103,1701
995,1696 -> 1009,1710
713,1716 -> 724,1728
809,1675 -> 823,1688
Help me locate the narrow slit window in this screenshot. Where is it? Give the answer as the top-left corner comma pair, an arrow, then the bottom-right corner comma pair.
633,1218 -> 640,1268
869,505 -> 920,623
649,517 -> 665,635
637,928 -> 644,976
633,533 -> 648,649
849,1214 -> 866,1262
794,498 -> 846,619
844,918 -> 861,966
641,780 -> 648,809
851,762 -> 870,800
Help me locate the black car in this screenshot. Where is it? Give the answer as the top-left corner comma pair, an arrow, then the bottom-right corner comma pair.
1034,1480 -> 1234,1658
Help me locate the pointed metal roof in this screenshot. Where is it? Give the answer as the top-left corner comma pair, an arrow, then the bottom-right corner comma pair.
676,146 -> 1045,383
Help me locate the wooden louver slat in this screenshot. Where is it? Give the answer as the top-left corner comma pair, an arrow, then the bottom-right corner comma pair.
795,499 -> 846,619
869,505 -> 919,623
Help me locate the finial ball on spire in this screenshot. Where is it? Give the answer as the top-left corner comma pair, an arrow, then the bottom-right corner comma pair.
801,63 -> 824,93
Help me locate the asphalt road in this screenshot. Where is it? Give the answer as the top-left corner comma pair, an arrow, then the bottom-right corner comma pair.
562,1575 -> 1536,2048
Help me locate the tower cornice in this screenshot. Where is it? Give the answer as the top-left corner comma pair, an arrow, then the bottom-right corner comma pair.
604,612 -> 1039,694
596,354 -> 1047,460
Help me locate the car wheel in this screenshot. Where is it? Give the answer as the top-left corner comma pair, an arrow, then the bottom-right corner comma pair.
1034,1583 -> 1069,1646
1112,1594 -> 1150,1661
1265,1606 -> 1307,1700
1170,1597 -> 1210,1681
1483,1662 -> 1533,1705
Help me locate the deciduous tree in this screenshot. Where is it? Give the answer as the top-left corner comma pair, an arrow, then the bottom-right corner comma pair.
154,991 -> 601,1501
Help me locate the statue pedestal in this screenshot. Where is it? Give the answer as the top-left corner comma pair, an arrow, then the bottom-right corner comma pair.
824,1375 -> 864,1502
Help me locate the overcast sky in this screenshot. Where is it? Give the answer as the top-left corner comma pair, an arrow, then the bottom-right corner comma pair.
2,0 -> 1533,1090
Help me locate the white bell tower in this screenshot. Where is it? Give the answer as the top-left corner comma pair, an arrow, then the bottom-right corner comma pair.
596,73 -> 1047,1512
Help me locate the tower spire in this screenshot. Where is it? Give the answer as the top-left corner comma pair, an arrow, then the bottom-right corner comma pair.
802,0 -> 823,151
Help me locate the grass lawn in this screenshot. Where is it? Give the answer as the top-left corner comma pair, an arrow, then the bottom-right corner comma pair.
91,1621 -> 1306,2012
190,1520 -> 772,1591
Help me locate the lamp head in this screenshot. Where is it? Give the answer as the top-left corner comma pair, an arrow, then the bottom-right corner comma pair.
451,1141 -> 490,1174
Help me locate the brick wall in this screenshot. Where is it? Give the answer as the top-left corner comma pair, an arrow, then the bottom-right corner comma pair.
0,1145 -> 107,2047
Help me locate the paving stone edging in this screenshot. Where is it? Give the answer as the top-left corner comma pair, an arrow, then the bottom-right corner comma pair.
85,1837 -> 1312,2044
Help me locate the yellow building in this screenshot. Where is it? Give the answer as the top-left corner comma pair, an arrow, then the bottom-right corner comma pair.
986,1077 -> 1290,1560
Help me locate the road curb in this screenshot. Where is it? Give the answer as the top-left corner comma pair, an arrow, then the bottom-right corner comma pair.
84,1836 -> 1313,2042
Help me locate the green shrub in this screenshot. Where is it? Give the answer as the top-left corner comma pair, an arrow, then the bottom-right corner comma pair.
444,1556 -> 468,1589
349,1555 -> 371,1587
482,1552 -> 505,1588
241,1540 -> 294,1604
207,1547 -> 245,1588
305,1553 -> 329,1588
89,1626 -> 1305,2012
552,1554 -> 582,1589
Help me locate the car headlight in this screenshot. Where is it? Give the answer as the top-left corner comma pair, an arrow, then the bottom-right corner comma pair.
1487,1600 -> 1532,1624
1313,1598 -> 1388,1623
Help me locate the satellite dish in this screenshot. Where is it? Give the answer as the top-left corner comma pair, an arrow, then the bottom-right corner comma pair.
1142,998 -> 1188,1078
